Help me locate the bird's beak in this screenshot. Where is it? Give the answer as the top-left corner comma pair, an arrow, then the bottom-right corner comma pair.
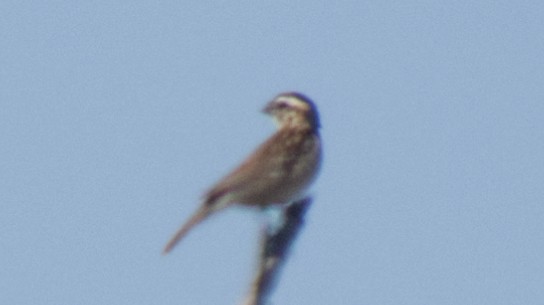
262,102 -> 274,114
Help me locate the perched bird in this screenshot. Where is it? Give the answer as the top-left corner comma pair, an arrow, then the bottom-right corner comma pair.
163,92 -> 322,254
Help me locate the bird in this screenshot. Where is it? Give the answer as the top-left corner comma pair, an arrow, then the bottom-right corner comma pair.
163,92 -> 322,254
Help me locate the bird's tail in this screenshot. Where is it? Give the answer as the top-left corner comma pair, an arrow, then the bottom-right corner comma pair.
163,205 -> 212,254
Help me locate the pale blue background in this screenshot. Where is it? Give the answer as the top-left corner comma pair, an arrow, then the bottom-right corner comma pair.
2,1 -> 543,304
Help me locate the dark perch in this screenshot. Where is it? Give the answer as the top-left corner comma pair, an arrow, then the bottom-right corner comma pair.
241,197 -> 313,305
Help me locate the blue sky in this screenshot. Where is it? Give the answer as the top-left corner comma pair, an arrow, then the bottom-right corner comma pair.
2,1 -> 543,304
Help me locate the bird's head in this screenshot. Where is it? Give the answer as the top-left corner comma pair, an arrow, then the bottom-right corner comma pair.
263,92 -> 320,131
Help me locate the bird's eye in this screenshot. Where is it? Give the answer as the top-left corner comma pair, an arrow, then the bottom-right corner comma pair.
276,102 -> 288,109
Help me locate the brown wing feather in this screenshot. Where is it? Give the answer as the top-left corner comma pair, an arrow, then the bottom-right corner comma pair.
203,131 -> 283,202
204,128 -> 319,205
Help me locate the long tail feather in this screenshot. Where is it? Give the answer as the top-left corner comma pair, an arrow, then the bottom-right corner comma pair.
163,206 -> 211,254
